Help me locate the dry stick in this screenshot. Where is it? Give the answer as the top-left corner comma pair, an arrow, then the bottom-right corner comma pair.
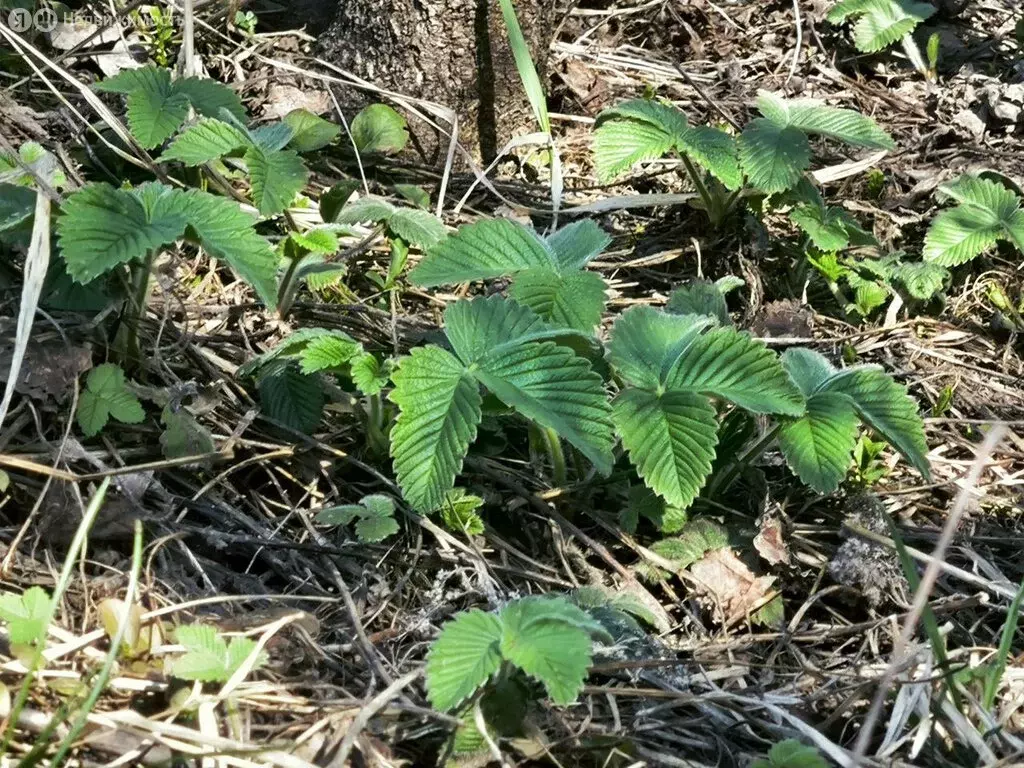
850,426 -> 1008,766
671,62 -> 742,132
332,668 -> 422,766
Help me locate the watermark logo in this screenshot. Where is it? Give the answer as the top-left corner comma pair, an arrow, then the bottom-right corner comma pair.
33,7 -> 57,31
7,7 -> 121,32
8,8 -> 31,32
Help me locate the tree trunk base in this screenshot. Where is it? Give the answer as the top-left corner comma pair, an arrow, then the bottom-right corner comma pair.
310,0 -> 554,165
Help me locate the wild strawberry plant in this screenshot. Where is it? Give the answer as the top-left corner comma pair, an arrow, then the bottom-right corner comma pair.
923,175 -> 1024,267
592,91 -> 894,225
388,295 -> 614,512
410,218 -> 612,332
425,595 -> 609,751
827,0 -> 937,77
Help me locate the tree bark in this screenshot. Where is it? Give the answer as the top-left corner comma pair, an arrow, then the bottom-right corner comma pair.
307,0 -> 555,164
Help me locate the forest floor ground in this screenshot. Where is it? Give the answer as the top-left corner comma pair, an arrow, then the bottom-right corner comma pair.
1,0 -> 1023,766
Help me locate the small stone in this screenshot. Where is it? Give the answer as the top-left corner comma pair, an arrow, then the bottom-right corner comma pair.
993,101 -> 1022,124
1003,83 -> 1024,104
953,108 -> 987,138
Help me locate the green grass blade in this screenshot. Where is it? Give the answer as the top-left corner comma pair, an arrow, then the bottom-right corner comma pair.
982,577 -> 1024,711
0,478 -> 111,758
496,0 -> 549,135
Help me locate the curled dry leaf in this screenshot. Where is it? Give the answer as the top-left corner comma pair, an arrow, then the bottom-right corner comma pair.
754,514 -> 790,566
689,548 -> 776,626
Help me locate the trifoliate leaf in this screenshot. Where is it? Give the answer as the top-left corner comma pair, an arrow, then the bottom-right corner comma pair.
509,267 -> 607,333
789,204 -> 859,251
388,208 -> 447,248
830,0 -> 935,54
738,119 -> 811,194
779,391 -> 860,493
410,219 -> 554,287
244,145 -> 308,216
664,327 -> 806,415
257,362 -> 324,433
158,118 -> 249,165
474,341 -> 615,476
439,488 -> 485,535
0,587 -> 51,645
283,108 -> 340,152
665,281 -> 730,325
444,296 -> 548,365
545,220 -> 611,271
351,104 -> 409,155
77,363 -> 145,437
172,624 -> 227,681
923,176 -> 1024,266
893,260 -> 949,300
425,609 -> 503,711
607,306 -> 713,390
57,183 -> 187,284
498,598 -> 594,705
821,366 -> 930,478
389,346 -> 482,512
173,624 -> 267,682
613,388 -> 718,509
297,333 -> 363,373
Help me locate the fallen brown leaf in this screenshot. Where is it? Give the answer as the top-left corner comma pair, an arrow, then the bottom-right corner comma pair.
689,548 -> 776,626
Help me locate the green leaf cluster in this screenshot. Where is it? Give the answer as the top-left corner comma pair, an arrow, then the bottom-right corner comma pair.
592,92 -> 893,195
593,99 -> 741,188
172,623 -> 267,683
609,305 -> 805,508
238,328 -> 388,432
425,595 -> 608,713
315,493 -> 399,542
95,66 -> 246,149
923,175 -> 1024,267
778,348 -> 931,493
57,182 -> 279,305
389,296 -> 614,511
330,195 -> 447,250
410,219 -> 611,332
0,586 -> 51,646
77,363 -> 146,437
827,0 -> 936,54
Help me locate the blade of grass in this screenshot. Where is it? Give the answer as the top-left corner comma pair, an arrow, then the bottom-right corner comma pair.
0,478 -> 111,758
496,0 -> 549,135
49,520 -> 145,767
886,514 -> 962,710
982,577 -> 1024,712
